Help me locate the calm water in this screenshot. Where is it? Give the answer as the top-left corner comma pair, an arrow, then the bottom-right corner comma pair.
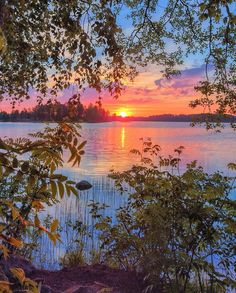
0,122 -> 235,268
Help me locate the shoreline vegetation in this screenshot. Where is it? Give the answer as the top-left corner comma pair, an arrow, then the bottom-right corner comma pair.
0,101 -> 236,123
0,130 -> 235,292
0,0 -> 236,291
1,115 -> 236,124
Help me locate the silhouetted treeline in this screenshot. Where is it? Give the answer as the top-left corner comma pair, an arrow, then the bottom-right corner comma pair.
1,104 -> 236,123
0,101 -> 110,123
111,113 -> 236,123
148,114 -> 236,122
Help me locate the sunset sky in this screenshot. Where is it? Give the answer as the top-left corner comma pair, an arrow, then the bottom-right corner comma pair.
0,0 -> 209,117
102,62 -> 206,116
0,61 -> 207,117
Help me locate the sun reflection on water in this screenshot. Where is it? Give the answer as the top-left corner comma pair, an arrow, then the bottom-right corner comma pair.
121,127 -> 125,148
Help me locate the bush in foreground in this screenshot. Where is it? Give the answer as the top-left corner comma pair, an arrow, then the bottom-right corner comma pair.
93,141 -> 236,292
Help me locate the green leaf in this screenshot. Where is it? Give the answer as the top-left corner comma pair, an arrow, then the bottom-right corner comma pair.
21,161 -> 30,172
57,181 -> 65,198
50,181 -> 57,198
12,158 -> 18,168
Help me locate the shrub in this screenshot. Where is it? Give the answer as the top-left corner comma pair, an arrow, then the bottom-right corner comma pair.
0,122 -> 85,291
93,140 -> 236,292
60,247 -> 86,268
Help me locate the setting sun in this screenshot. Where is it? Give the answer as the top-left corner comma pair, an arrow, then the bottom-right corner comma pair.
120,111 -> 127,118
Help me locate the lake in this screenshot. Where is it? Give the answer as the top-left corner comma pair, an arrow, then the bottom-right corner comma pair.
0,122 -> 235,268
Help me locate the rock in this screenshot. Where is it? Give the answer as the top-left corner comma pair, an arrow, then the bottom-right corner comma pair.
76,180 -> 92,191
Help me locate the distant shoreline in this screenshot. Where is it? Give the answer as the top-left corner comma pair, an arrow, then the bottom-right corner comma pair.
1,100 -> 236,124
1,112 -> 236,124
0,118 -> 235,124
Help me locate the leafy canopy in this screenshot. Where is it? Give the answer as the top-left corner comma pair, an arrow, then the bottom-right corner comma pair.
0,0 -> 235,125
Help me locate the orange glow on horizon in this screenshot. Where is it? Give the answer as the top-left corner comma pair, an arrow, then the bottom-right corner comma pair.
116,108 -> 132,117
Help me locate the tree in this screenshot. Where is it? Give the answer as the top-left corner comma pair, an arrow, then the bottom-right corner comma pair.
33,101 -> 68,121
122,0 -> 236,128
0,1 -> 235,291
84,103 -> 109,122
67,94 -> 85,121
0,0 -> 135,106
0,1 -> 235,126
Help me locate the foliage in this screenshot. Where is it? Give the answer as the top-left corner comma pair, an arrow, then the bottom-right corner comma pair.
2,110 -> 236,125
0,0 -> 235,291
0,1 -> 235,126
9,267 -> 38,293
93,140 -> 236,292
0,0 -> 135,104
0,99 -> 110,123
59,218 -> 88,269
0,122 -> 86,292
28,99 -> 109,122
59,217 -> 105,268
60,247 -> 86,268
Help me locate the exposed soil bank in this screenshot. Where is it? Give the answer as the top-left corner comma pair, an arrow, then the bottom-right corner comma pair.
30,264 -> 146,293
0,256 -> 147,293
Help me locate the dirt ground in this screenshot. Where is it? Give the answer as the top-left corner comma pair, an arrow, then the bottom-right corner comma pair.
29,264 -> 146,293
